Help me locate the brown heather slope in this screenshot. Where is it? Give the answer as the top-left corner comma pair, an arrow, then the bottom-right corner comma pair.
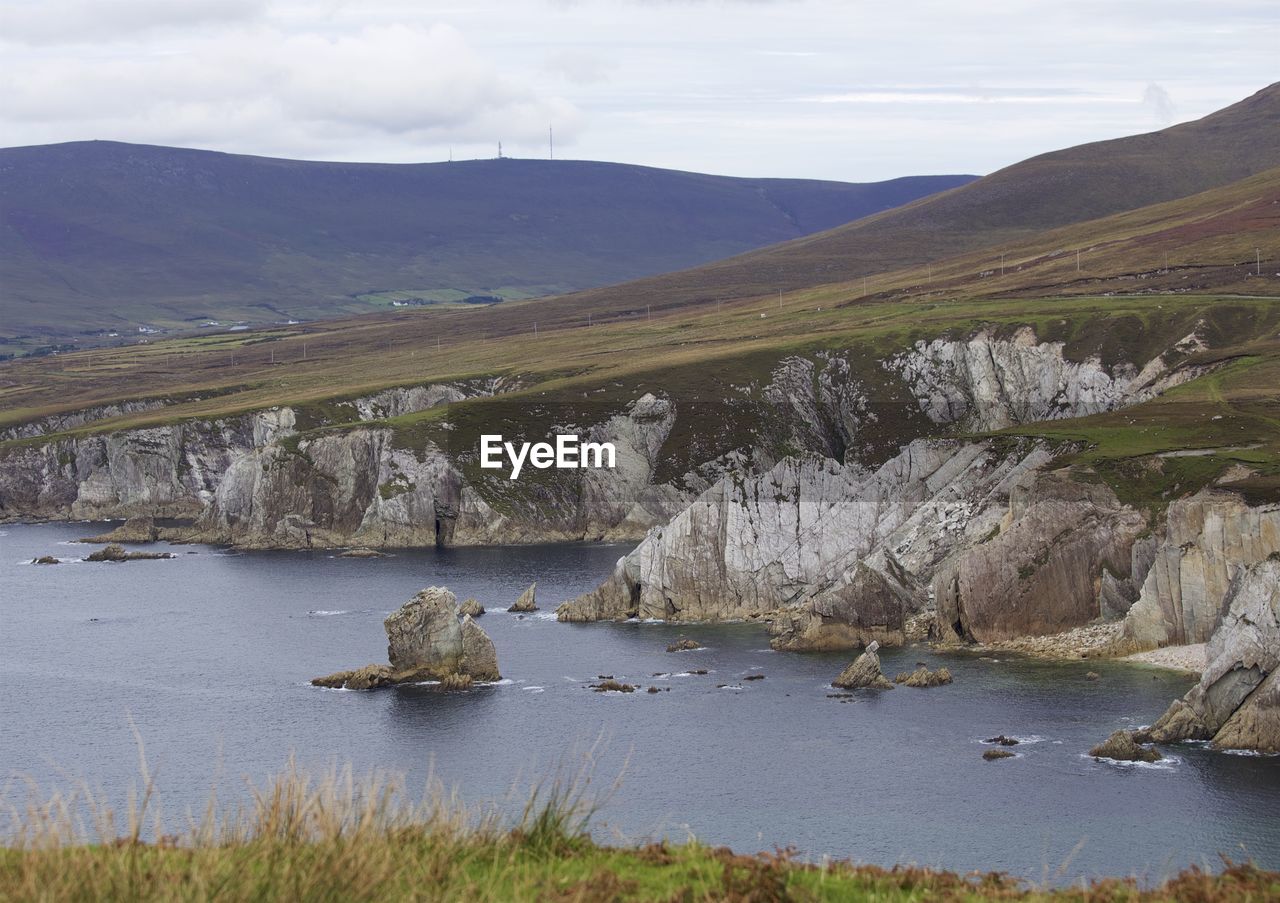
553,82 -> 1280,313
0,163 -> 1276,439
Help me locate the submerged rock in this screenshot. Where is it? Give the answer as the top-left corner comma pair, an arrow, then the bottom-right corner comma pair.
458,598 -> 485,617
983,749 -> 1016,761
832,650 -> 893,690
85,544 -> 175,562
894,665 -> 953,687
1089,729 -> 1162,763
666,638 -> 703,652
312,586 -> 500,689
508,583 -> 538,613
984,735 -> 1020,746
339,548 -> 388,558
311,664 -> 394,690
32,555 -> 60,565
591,680 -> 636,693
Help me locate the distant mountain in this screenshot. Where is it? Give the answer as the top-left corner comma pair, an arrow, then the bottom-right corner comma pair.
0,141 -> 974,348
559,82 -> 1280,313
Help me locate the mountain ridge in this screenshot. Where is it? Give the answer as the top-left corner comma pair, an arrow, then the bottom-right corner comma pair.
0,140 -> 974,351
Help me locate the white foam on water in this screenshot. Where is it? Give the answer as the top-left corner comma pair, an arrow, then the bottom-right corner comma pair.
308,610 -> 351,616
1011,734 -> 1047,745
718,685 -> 743,691
522,686 -> 545,693
1080,753 -> 1179,771
479,678 -> 513,687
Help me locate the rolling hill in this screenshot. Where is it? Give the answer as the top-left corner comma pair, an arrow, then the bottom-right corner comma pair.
556,81 -> 1280,314
0,141 -> 973,351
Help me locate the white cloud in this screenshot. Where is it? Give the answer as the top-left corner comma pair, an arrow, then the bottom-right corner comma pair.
0,20 -> 582,156
0,0 -> 1276,178
0,0 -> 266,43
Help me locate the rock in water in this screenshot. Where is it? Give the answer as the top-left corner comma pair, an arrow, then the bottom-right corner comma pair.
983,749 -> 1015,761
339,548 -> 387,558
459,598 -> 485,617
32,556 -> 60,565
894,665 -> 953,687
984,735 -> 1020,746
460,615 -> 500,681
85,544 -> 174,562
385,587 -> 465,672
311,665 -> 394,690
833,650 -> 893,690
81,516 -> 160,544
1089,729 -> 1163,763
314,586 -> 501,689
508,583 -> 538,613
666,638 -> 703,652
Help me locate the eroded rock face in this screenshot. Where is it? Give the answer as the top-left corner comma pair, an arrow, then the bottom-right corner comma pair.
832,650 -> 893,690
508,583 -> 537,613
934,472 -> 1147,643
768,563 -> 912,651
0,408 -> 295,523
1123,492 -> 1280,649
386,587 -> 465,672
1148,559 -> 1280,753
459,615 -> 500,681
888,326 -> 1208,433
558,439 -> 1051,628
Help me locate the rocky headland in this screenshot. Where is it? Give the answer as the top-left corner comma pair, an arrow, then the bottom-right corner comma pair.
5,324 -> 1279,752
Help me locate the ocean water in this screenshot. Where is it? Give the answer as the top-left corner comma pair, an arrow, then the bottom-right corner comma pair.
2,521 -> 1278,884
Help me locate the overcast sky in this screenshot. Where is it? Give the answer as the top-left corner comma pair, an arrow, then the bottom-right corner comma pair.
1,0 -> 1276,182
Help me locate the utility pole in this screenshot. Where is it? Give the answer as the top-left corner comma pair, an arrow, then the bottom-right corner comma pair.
863,276 -> 868,297
646,304 -> 651,321
533,321 -> 538,337
1000,253 -> 1005,276
303,343 -> 307,360
778,289 -> 783,310
1258,249 -> 1263,276
437,336 -> 441,351
1076,249 -> 1081,272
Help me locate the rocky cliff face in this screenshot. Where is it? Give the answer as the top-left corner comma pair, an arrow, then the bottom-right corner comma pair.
934,472 -> 1148,643
560,326 -> 1227,647
558,440 -> 1052,633
0,326 -> 1220,570
1147,558 -> 1280,753
888,325 -> 1211,432
0,408 -> 296,521
1122,491 -> 1280,648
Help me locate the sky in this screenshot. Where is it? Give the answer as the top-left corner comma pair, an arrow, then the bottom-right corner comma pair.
1,0 -> 1277,182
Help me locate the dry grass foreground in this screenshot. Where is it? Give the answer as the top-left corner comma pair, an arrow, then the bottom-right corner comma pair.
2,760 -> 1277,902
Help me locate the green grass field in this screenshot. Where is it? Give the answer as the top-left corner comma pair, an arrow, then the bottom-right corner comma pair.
3,763 -> 1276,902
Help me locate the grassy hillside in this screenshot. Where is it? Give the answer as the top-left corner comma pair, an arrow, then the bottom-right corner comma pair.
2,128 -> 1278,516
3,765 -> 1276,902
551,82 -> 1280,313
0,141 -> 973,352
